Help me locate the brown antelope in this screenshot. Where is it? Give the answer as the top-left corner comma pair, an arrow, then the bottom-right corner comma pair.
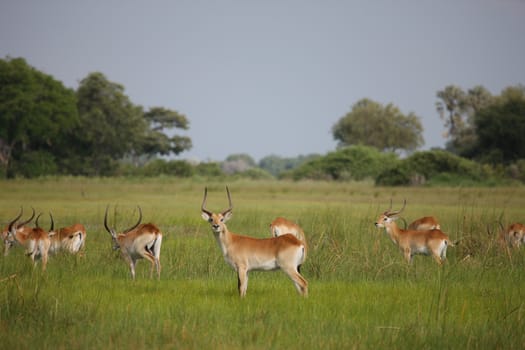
201,187 -> 308,297
2,207 -> 36,255
269,217 -> 308,271
104,206 -> 162,279
4,210 -> 53,271
46,214 -> 87,255
407,216 -> 441,231
374,200 -> 454,265
499,222 -> 525,248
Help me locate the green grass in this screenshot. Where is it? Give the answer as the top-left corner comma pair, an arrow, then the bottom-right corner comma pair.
0,178 -> 524,349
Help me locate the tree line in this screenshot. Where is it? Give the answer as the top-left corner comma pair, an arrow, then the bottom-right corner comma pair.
1,56 -> 524,182
0,57 -> 190,178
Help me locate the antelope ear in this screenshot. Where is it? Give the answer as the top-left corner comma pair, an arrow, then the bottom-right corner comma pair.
223,211 -> 233,222
201,211 -> 211,221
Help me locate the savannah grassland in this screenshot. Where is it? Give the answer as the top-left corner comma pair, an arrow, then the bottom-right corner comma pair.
0,178 -> 524,349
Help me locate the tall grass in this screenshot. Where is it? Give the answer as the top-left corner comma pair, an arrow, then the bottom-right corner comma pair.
0,178 -> 524,349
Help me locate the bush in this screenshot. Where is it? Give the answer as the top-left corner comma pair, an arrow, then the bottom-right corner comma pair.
375,166 -> 411,186
506,159 -> 525,183
141,159 -> 194,177
375,149 -> 489,186
195,162 -> 223,177
235,168 -> 274,180
289,145 -> 399,181
11,151 -> 57,178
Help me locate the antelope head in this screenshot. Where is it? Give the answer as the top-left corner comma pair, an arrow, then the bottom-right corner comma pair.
201,186 -> 233,235
104,206 -> 143,250
375,199 -> 406,228
4,206 -> 36,254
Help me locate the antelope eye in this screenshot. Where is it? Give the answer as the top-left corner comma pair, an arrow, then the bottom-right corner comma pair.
208,218 -> 213,223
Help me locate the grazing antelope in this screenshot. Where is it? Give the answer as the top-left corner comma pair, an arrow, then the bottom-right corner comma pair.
408,216 -> 441,231
4,211 -> 53,271
104,206 -> 162,279
374,200 -> 454,265
201,187 -> 308,297
499,222 -> 525,248
2,207 -> 36,255
47,214 -> 87,255
269,217 -> 308,271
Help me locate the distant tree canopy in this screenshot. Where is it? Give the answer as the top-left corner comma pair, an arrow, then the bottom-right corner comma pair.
436,84 -> 525,164
141,107 -> 192,158
472,86 -> 525,164
0,57 -> 192,177
259,154 -> 320,177
287,145 -> 398,181
332,98 -> 423,154
0,57 -> 78,177
221,153 -> 256,174
3,56 -> 525,183
375,149 -> 487,186
435,85 -> 494,156
65,72 -> 192,175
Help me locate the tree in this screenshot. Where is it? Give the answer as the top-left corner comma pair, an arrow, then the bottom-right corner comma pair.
375,149 -> 487,186
0,57 -> 78,177
139,107 -> 192,160
436,85 -> 493,156
332,98 -> 423,153
64,72 -> 147,175
63,73 -> 193,175
221,153 -> 256,174
259,154 -> 320,177
473,85 -> 525,164
436,85 -> 467,139
288,145 -> 398,181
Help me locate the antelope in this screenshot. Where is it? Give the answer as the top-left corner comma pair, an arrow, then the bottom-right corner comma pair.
104,206 -> 162,279
47,214 -> 87,255
2,207 -> 36,255
201,187 -> 308,297
407,216 -> 441,231
374,200 -> 454,265
269,217 -> 308,271
499,222 -> 525,248
4,210 -> 53,271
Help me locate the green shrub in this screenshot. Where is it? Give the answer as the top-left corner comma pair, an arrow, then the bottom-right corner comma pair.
375,165 -> 411,186
194,162 -> 223,177
235,167 -> 274,180
11,151 -> 57,178
506,159 -> 525,183
290,145 -> 399,181
141,159 -> 194,177
375,149 -> 489,186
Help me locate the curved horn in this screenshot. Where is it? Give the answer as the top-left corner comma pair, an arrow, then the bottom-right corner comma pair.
201,187 -> 212,216
389,199 -> 407,216
222,186 -> 233,216
7,207 -> 24,233
383,199 -> 393,215
104,205 -> 114,236
123,206 -> 142,233
49,212 -> 54,232
17,206 -> 35,228
35,213 -> 43,228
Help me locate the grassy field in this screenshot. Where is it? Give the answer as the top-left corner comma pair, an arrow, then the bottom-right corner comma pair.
0,177 -> 524,349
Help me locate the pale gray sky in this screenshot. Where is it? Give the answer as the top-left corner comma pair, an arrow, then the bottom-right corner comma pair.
1,0 -> 524,162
